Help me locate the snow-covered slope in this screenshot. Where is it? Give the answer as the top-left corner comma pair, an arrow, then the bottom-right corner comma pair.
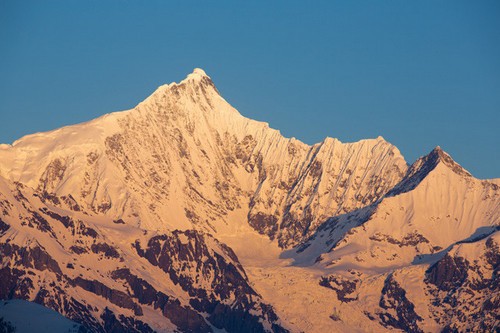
0,69 -> 498,333
294,147 -> 500,271
297,147 -> 499,270
284,147 -> 499,332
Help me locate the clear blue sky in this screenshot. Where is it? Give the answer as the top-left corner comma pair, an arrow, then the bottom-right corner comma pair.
1,1 -> 499,178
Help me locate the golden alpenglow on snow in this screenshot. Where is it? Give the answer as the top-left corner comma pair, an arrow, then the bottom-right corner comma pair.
0,70 -> 498,332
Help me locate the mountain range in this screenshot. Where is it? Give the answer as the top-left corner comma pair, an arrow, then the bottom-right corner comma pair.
0,69 -> 498,332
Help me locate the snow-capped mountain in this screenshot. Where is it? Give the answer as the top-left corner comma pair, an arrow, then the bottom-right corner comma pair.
0,69 -> 407,247
0,69 -> 498,332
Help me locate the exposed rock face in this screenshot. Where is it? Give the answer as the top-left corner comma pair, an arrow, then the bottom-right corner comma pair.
0,242 -> 62,275
319,275 -> 359,303
0,219 -> 9,235
378,275 -> 423,333
90,243 -> 121,259
71,277 -> 143,316
134,230 -> 283,332
369,231 -> 430,247
426,254 -> 469,291
161,300 -> 212,333
423,236 -> 500,332
100,308 -> 154,333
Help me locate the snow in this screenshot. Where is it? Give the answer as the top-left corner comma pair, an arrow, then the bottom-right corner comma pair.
185,67 -> 209,80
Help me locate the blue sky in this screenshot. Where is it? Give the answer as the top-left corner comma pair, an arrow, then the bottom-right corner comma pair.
1,1 -> 499,178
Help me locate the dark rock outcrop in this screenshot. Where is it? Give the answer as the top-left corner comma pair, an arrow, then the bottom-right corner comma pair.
91,243 -> 120,259
101,308 -> 154,333
378,274 -> 423,333
134,230 -> 287,333
71,277 -> 143,316
0,219 -> 9,235
163,299 -> 213,333
0,243 -> 62,275
426,254 -> 469,291
425,237 -> 500,332
319,275 -> 359,302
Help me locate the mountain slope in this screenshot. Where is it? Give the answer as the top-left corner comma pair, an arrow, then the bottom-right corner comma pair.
284,147 -> 499,332
0,173 -> 287,332
297,147 -> 499,270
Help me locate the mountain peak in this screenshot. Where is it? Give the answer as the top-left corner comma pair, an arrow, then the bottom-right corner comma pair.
432,145 -> 442,153
185,68 -> 210,81
429,146 -> 445,158
178,67 -> 218,93
179,68 -> 213,86
428,146 -> 471,177
387,146 -> 472,197
139,68 -> 218,108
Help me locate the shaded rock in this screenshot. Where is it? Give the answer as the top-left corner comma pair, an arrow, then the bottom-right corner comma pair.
91,243 -> 120,259
426,254 -> 469,291
378,274 -> 423,333
163,299 -> 212,333
71,277 -> 142,316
